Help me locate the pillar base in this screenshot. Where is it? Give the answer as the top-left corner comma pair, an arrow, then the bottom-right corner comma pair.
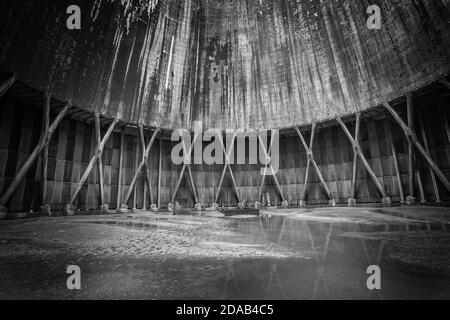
254,201 -> 262,209
100,204 -> 109,214
117,204 -> 129,214
195,203 -> 202,211
211,203 -> 219,210
238,201 -> 246,209
168,203 -> 174,212
0,206 -> 7,220
281,200 -> 289,208
41,204 -> 52,216
382,197 -> 393,207
348,198 -> 357,207
329,199 -> 337,207
406,196 -> 416,205
64,205 -> 75,216
150,204 -> 159,212
299,200 -> 307,207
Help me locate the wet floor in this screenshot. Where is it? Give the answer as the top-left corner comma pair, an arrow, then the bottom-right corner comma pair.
0,207 -> 450,300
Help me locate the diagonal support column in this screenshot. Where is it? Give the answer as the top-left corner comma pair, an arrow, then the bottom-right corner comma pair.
132,137 -> 139,210
418,114 -> 441,203
257,133 -> 274,203
0,74 -> 15,99
441,110 -> 450,174
94,114 -> 106,207
116,127 -> 125,210
140,127 -> 151,209
439,78 -> 450,90
384,101 -> 450,193
298,126 -> 315,203
122,126 -> 160,209
347,113 -> 362,206
41,93 -> 51,210
416,170 -> 426,204
158,136 -> 163,209
67,118 -> 118,213
0,101 -> 72,210
31,93 -> 50,213
406,94 -> 415,203
256,131 -> 287,208
214,132 -> 241,206
295,124 -> 335,206
385,120 -> 405,204
170,130 -> 200,210
337,117 -> 391,205
442,110 -> 450,144
142,127 -> 158,210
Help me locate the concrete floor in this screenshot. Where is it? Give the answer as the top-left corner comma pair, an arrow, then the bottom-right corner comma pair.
0,207 -> 449,300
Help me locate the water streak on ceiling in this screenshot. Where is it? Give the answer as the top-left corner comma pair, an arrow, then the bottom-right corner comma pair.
1,0 -> 449,130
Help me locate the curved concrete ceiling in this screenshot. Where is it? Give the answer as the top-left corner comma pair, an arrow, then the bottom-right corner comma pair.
1,0 -> 450,130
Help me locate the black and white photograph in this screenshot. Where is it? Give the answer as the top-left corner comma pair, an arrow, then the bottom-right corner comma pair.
0,0 -> 450,306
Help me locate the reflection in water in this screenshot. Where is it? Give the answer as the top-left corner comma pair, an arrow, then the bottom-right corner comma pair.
1,211 -> 449,300
224,213 -> 450,300
265,262 -> 286,299
223,259 -> 240,299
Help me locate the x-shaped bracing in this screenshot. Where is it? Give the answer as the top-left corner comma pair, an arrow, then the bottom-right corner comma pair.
170,131 -> 200,205
68,115 -> 119,208
384,101 -> 450,192
122,125 -> 160,208
337,115 -> 390,202
303,222 -> 333,300
215,132 -> 241,204
257,131 -> 286,204
0,99 -> 72,208
0,74 -> 15,99
265,262 -> 286,299
295,124 -> 334,204
257,217 -> 287,299
337,112 -> 388,199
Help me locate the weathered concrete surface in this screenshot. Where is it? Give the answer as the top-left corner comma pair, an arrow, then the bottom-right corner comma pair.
1,0 -> 450,130
1,208 -> 450,299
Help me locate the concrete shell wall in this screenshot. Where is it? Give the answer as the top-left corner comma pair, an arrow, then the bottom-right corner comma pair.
1,0 -> 450,130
